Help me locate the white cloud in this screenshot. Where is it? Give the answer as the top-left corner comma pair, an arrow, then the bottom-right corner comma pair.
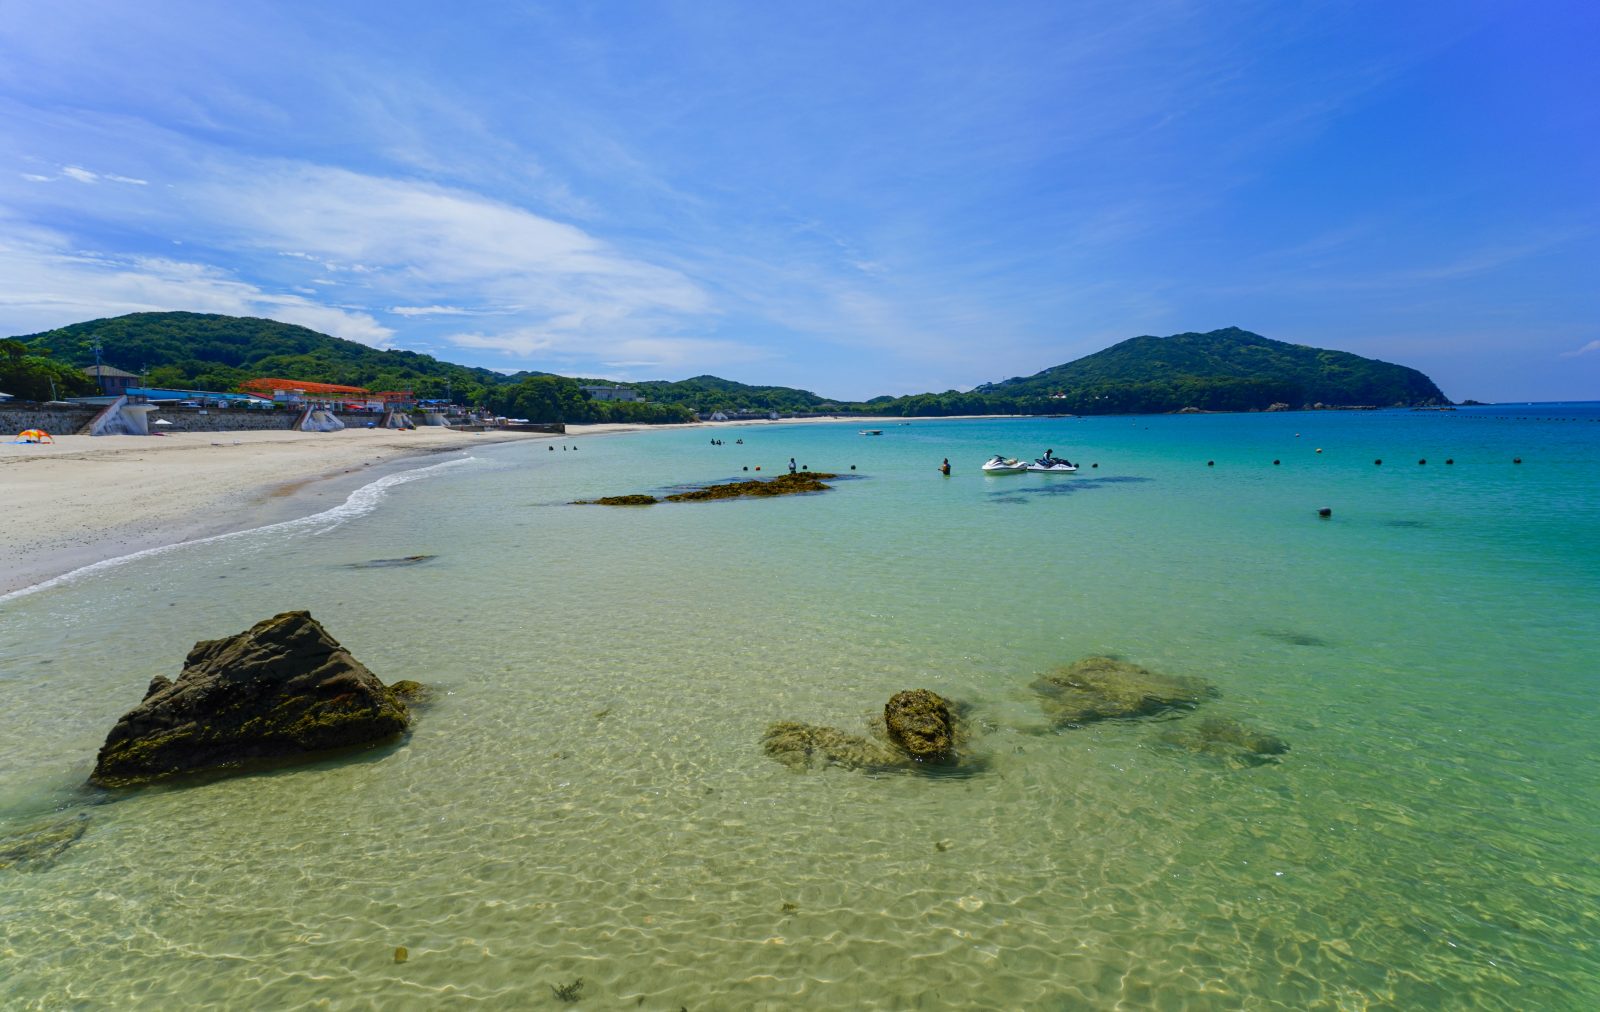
60,165 -> 98,183
104,174 -> 148,186
20,173 -> 52,182
1561,340 -> 1600,358
390,305 -> 476,317
0,233 -> 394,346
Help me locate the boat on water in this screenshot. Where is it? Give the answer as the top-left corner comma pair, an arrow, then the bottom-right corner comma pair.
1026,456 -> 1078,473
859,429 -> 883,435
981,454 -> 1028,474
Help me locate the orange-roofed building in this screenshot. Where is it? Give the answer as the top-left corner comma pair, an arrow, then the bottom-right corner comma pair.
242,378 -> 371,397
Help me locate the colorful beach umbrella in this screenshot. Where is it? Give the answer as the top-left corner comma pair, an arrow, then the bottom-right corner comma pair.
17,429 -> 53,443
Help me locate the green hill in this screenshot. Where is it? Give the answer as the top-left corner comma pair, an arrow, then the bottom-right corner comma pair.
12,312 -> 510,403
7,314 -> 1449,419
975,327 -> 1449,412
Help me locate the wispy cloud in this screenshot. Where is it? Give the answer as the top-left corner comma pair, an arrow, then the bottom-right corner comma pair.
1561,339 -> 1600,358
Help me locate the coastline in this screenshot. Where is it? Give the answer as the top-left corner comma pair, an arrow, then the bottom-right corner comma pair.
0,427 -> 555,597
0,415 -> 933,597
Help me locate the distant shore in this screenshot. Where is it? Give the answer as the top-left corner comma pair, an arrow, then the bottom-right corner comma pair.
0,415 -> 931,597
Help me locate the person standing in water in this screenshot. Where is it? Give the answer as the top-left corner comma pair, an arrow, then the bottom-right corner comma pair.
788,457 -> 797,474
939,458 -> 951,476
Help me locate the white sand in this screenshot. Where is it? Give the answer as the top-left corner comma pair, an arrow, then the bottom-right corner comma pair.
0,427 -> 554,596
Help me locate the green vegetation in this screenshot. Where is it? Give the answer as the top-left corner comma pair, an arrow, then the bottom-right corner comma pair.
12,312 -> 511,402
7,314 -> 1449,418
0,338 -> 96,400
973,327 -> 1449,412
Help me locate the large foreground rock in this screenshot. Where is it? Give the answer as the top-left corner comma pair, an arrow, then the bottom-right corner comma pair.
884,689 -> 956,764
91,611 -> 417,787
1031,656 -> 1214,727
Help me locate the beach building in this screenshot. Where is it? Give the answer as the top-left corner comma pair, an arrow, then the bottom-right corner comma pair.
580,385 -> 639,402
83,364 -> 140,396
242,378 -> 370,406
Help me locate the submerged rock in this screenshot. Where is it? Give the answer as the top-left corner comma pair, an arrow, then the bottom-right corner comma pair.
345,555 -> 436,568
90,611 -> 416,788
1156,716 -> 1289,767
582,494 -> 659,506
0,813 -> 89,872
762,721 -> 903,771
884,689 -> 956,764
1031,656 -> 1214,727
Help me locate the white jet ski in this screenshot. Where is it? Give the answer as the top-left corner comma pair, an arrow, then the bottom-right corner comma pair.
1026,456 -> 1078,473
981,454 -> 1028,474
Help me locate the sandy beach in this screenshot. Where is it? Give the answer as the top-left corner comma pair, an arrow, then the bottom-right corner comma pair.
0,416 -> 914,597
0,427 -> 559,597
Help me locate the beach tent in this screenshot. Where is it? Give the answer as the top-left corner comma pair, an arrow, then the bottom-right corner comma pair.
16,429 -> 54,443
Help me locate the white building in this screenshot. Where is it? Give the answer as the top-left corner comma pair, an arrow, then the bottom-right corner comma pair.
580,385 -> 639,402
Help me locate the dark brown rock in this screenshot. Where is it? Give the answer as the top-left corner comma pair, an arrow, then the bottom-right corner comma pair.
884,689 -> 955,763
90,611 -> 415,788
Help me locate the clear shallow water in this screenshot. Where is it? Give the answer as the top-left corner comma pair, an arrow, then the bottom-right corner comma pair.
2,408 -> 1598,1009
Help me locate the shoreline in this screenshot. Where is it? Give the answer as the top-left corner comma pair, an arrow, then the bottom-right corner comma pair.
0,415 -> 938,598
0,427 -> 557,598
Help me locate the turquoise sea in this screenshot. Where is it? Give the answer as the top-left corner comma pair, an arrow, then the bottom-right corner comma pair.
2,406 -> 1598,1009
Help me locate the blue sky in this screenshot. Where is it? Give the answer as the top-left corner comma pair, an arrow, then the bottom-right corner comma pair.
1,0 -> 1595,401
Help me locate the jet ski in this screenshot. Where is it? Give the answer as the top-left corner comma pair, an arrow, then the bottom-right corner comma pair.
981,454 -> 1028,474
1026,455 -> 1078,473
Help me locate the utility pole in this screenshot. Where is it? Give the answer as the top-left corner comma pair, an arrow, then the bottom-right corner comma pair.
90,338 -> 105,394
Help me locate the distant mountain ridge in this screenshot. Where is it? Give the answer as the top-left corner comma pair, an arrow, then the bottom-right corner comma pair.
978,327 -> 1449,411
8,314 -> 1449,417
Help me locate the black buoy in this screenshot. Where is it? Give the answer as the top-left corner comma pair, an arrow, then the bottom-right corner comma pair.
548,445 -> 553,451
802,464 -> 808,470
1445,458 -> 1454,465
850,464 -> 856,470
1091,463 -> 1098,468
1513,457 -> 1522,464
742,466 -> 748,471
1374,459 -> 1382,466
1317,507 -> 1332,518
1273,459 -> 1280,466
1207,460 -> 1214,466
1418,459 -> 1426,465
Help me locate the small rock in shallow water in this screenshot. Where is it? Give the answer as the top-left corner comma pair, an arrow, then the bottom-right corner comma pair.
762,722 -> 903,771
394,946 -> 408,963
346,555 -> 436,569
884,689 -> 956,763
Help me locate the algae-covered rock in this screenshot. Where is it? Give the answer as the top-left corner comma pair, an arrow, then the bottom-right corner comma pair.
762,721 -> 904,772
664,472 -> 838,502
345,555 -> 436,568
0,813 -> 89,872
1155,716 -> 1289,767
884,689 -> 955,764
576,494 -> 658,506
1031,655 -> 1214,727
90,611 -> 416,788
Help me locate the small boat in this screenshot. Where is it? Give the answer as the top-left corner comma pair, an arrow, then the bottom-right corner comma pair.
1026,457 -> 1078,473
981,454 -> 1028,474
859,429 -> 883,435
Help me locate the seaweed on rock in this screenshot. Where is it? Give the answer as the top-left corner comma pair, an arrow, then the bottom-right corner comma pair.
762,722 -> 904,772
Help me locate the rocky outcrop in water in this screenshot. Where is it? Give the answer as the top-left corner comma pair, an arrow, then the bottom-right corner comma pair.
765,688 -> 973,773
762,722 -> 903,771
578,471 -> 839,505
883,689 -> 956,764
90,611 -> 416,788
1031,656 -> 1214,727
